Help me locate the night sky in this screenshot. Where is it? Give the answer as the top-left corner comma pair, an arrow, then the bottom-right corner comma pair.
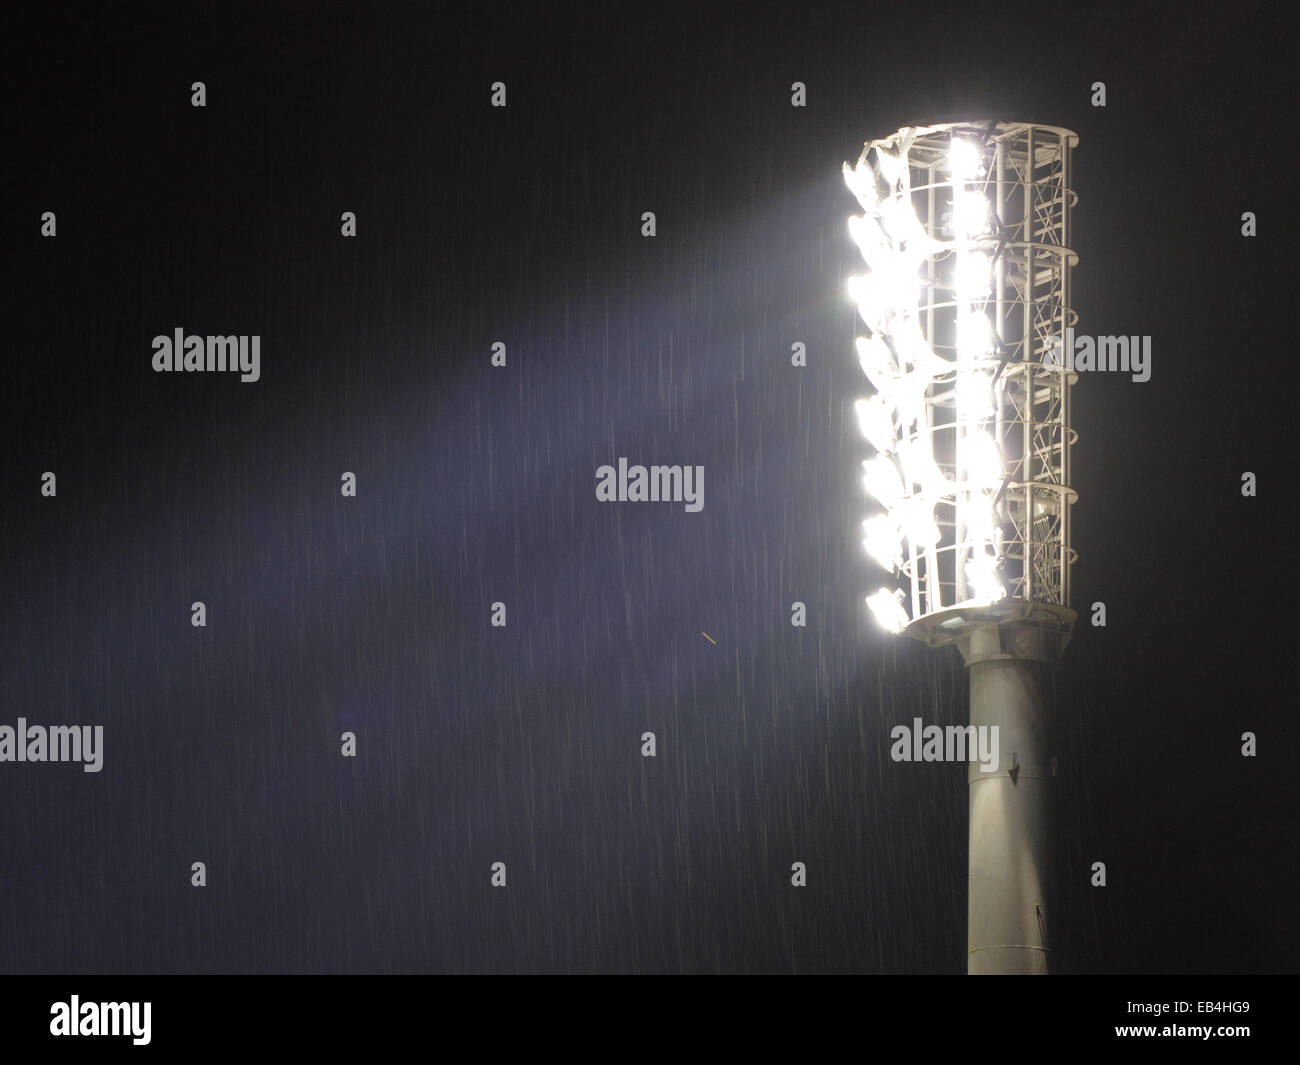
6,0 -> 1296,975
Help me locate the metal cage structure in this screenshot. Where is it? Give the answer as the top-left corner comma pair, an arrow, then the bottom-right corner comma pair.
848,122 -> 1079,642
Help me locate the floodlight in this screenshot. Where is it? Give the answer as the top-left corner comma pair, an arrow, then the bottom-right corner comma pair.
843,121 -> 1081,975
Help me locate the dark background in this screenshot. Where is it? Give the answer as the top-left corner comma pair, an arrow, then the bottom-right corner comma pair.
5,0 -> 1295,973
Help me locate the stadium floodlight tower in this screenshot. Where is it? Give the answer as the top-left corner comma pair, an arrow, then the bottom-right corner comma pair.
845,121 -> 1079,975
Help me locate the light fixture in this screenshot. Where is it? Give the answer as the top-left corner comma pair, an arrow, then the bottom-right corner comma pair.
866,587 -> 909,634
843,121 -> 1081,976
861,456 -> 904,509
